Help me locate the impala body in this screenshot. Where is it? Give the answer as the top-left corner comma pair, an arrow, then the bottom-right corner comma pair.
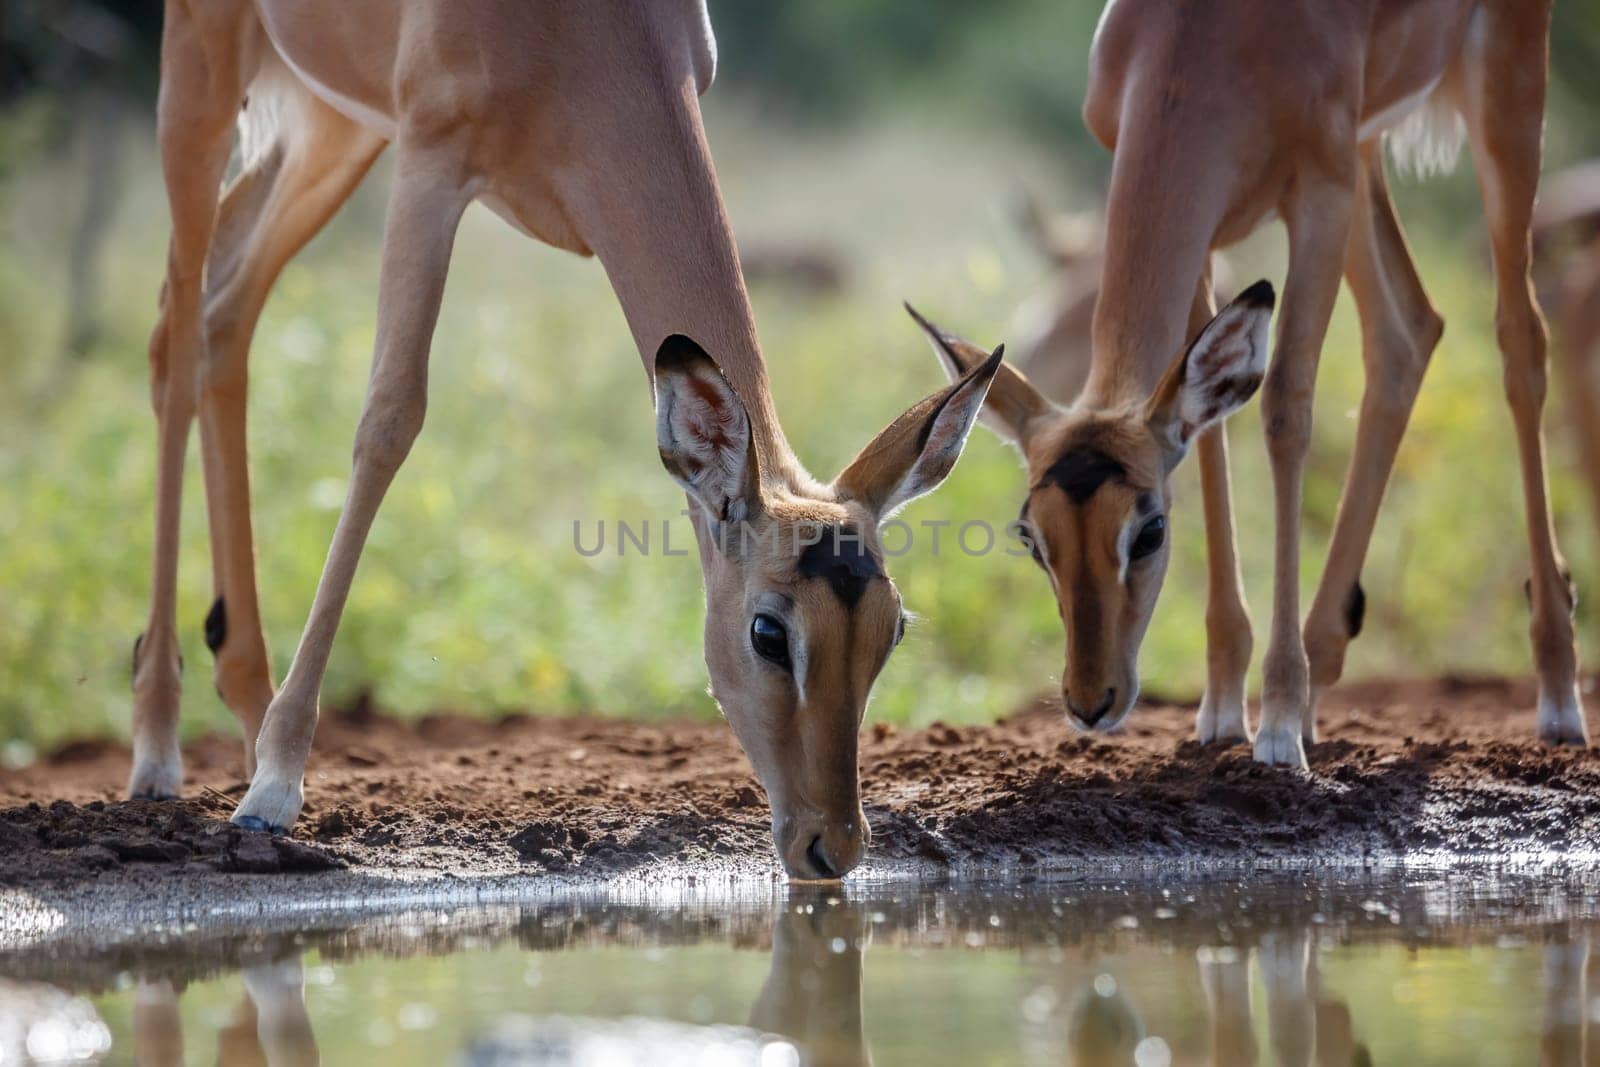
935,0 -> 1583,764
130,0 -> 1000,879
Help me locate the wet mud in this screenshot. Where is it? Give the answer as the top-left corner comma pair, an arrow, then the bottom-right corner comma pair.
3,676 -> 1599,896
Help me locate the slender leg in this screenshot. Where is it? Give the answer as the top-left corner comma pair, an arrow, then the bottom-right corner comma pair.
197,95 -> 386,774
130,0 -> 254,799
1191,265 -> 1256,744
232,145 -> 469,832
1557,242 -> 1600,753
1461,2 -> 1588,746
1302,146 -> 1443,733
1255,179 -> 1356,768
1259,929 -> 1314,1067
241,957 -> 320,1067
1541,941 -> 1588,1067
1199,947 -> 1258,1067
1553,240 -> 1600,544
132,980 -> 184,1067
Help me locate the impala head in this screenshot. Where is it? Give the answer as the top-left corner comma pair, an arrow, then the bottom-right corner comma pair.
915,282 -> 1275,732
654,333 -> 1001,880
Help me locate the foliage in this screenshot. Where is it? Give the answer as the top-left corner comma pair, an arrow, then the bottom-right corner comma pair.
4,4 -> 1600,747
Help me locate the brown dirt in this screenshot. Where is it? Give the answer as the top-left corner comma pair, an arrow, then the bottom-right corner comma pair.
4,676 -> 1600,890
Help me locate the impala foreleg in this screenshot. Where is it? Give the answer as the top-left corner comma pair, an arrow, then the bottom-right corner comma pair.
197,94 -> 385,775
1555,245 -> 1600,544
1463,5 -> 1588,746
1302,148 -> 1441,730
240,957 -> 319,1065
1258,929 -> 1314,1067
132,981 -> 183,1067
1540,939 -> 1589,1065
130,0 -> 253,799
1256,181 -> 1354,769
1198,946 -> 1257,1067
1191,270 -> 1255,745
232,149 -> 468,832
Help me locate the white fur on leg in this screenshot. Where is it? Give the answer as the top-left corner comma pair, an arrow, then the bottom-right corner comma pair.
1253,704 -> 1309,769
1196,688 -> 1251,744
241,958 -> 318,1063
232,762 -> 305,833
1537,682 -> 1590,746
1258,929 -> 1311,998
130,637 -> 184,799
127,739 -> 183,801
1197,946 -> 1250,1010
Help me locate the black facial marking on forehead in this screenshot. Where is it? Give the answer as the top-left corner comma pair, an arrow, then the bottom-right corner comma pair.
1040,447 -> 1127,504
798,525 -> 885,608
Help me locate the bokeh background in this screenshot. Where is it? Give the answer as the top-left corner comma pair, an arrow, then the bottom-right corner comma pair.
5,1 -> 1600,753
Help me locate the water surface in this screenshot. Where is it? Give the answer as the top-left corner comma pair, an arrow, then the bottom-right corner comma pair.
5,868 -> 1599,1064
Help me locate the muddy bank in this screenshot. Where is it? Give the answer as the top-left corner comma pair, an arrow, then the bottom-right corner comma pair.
3,677 -> 1599,891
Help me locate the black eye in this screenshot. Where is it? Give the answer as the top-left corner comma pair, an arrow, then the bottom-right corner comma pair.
751,613 -> 791,669
1130,515 -> 1166,561
894,613 -> 907,647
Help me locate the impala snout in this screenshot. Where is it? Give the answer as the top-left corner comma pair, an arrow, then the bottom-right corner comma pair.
1064,663 -> 1138,732
1060,575 -> 1144,733
778,806 -> 870,881
1066,686 -> 1117,729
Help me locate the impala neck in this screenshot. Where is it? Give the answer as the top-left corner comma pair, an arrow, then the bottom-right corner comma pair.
560,82 -> 795,481
1083,122 -> 1229,409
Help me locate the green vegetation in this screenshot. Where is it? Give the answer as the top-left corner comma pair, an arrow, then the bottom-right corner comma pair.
3,8 -> 1600,749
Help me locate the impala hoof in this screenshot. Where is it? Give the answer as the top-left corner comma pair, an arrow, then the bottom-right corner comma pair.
127,754 -> 183,803
1537,685 -> 1590,747
1252,721 -> 1309,770
231,814 -> 286,835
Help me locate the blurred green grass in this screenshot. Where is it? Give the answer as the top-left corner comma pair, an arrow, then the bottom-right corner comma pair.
1,96 -> 1596,751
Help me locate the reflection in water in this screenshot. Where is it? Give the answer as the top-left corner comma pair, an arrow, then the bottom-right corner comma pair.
749,890 -> 870,1067
7,871 -> 1600,1064
130,959 -> 319,1067
1194,931 -> 1370,1067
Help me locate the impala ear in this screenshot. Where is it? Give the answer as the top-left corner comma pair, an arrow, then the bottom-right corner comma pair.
835,347 -> 1003,519
1145,280 -> 1275,463
906,303 -> 1052,444
654,335 -> 761,528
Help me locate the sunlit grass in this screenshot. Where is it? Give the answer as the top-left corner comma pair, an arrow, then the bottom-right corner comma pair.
1,99 -> 1594,748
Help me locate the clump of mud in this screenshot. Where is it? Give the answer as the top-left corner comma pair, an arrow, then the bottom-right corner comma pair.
0,799 -> 343,883
2,676 -> 1598,887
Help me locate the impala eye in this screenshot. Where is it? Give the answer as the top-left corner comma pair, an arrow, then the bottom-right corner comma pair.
751,613 -> 791,669
1130,515 -> 1167,561
894,612 -> 907,647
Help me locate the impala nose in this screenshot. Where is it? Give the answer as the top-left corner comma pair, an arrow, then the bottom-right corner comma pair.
1067,688 -> 1117,729
797,820 -> 867,881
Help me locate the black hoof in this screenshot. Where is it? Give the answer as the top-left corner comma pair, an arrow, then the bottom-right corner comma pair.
232,814 -> 286,834
129,790 -> 180,802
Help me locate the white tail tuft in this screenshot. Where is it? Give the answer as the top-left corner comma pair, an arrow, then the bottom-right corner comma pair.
236,52 -> 301,172
1384,90 -> 1466,180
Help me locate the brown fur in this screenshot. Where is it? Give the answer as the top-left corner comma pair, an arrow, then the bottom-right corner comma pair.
131,0 -> 1000,880
945,0 -> 1583,762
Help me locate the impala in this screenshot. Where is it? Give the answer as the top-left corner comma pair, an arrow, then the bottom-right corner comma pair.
931,0 -> 1584,765
130,0 -> 1001,879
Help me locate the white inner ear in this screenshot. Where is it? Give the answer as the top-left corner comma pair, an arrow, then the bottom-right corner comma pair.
1178,305 -> 1271,438
662,372 -> 749,513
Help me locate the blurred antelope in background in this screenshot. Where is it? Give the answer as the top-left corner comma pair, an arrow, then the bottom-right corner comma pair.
130,0 -> 1000,880
1535,161 -> 1600,551
932,0 -> 1584,764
